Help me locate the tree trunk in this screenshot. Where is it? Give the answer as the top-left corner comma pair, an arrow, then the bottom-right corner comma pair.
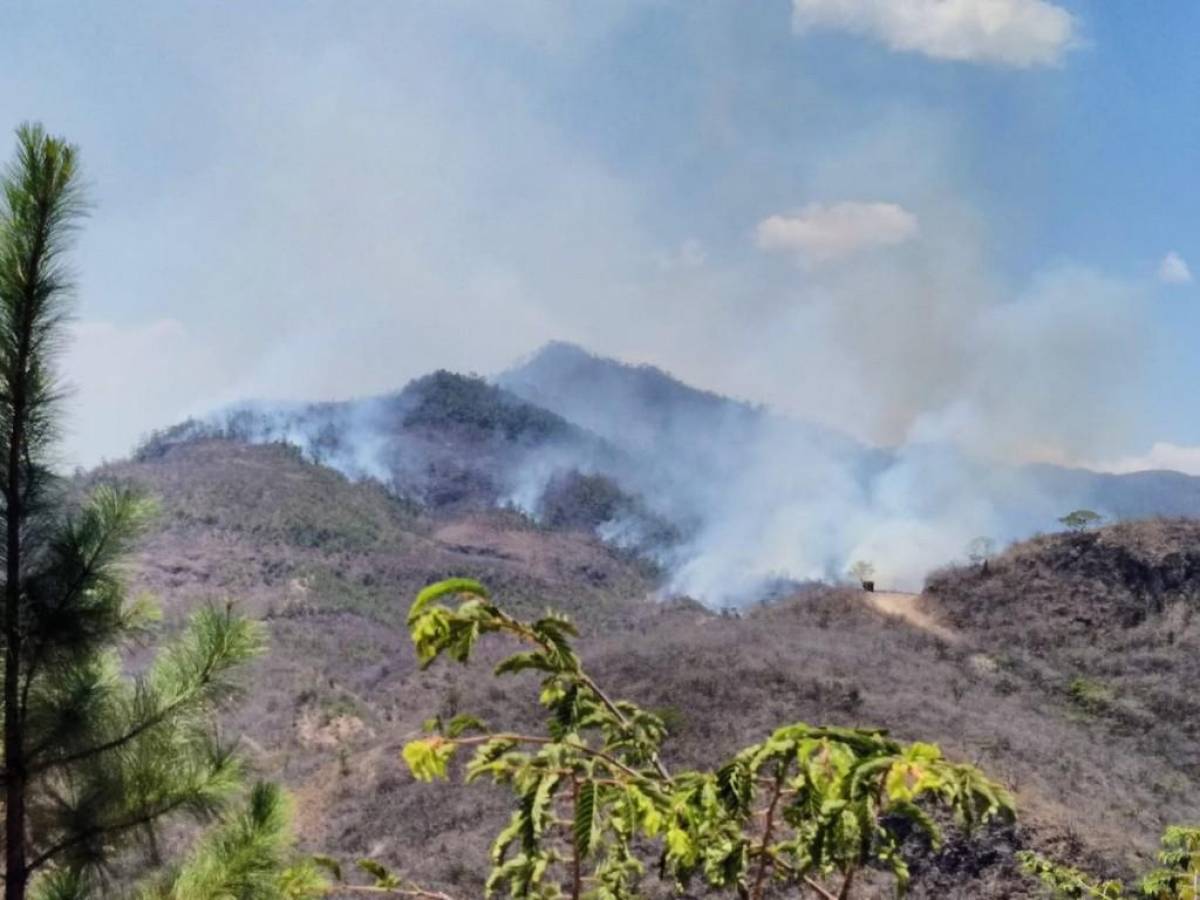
5,401 -> 27,899
4,199 -> 40,900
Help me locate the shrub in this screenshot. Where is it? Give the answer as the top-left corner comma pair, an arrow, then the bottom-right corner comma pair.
1020,825 -> 1200,898
382,579 -> 1014,899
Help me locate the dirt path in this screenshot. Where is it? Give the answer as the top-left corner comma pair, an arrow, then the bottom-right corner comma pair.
865,591 -> 960,644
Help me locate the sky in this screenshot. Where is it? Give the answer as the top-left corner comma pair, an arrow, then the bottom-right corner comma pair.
1,0 -> 1198,471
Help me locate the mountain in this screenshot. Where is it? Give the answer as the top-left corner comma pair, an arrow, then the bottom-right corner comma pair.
499,342 -> 1200,596
86,436 -> 1200,896
499,340 -> 767,452
139,342 -> 1200,602
1027,463 -> 1200,520
139,370 -> 617,512
499,339 -> 878,482
503,341 -> 1200,524
90,345 -> 1200,893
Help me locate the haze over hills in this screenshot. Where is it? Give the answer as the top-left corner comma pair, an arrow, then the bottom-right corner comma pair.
139,342 -> 1200,604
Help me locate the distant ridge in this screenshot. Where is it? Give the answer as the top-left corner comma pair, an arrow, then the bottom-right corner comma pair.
498,340 -> 863,460
498,341 -> 764,449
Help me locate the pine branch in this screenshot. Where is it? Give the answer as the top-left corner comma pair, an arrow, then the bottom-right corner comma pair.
29,605 -> 259,774
20,488 -> 151,723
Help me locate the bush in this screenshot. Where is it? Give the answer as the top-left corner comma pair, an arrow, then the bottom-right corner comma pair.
387,579 -> 1014,899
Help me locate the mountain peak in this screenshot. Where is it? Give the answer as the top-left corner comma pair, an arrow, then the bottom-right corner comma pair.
500,342 -> 759,437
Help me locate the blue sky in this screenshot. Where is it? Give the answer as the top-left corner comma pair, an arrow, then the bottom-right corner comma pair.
0,0 -> 1196,471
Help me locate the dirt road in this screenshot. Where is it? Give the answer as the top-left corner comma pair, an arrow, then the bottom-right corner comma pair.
864,591 -> 959,644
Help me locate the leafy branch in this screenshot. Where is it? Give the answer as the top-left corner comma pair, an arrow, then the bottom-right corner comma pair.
1021,826 -> 1200,899
394,578 -> 1016,899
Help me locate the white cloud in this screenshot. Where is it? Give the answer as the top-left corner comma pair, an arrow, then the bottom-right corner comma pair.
1092,442 -> 1200,476
791,0 -> 1076,67
1158,251 -> 1193,285
755,201 -> 918,264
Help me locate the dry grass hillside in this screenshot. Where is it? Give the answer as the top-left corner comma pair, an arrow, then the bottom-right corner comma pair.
926,521 -> 1200,843
87,440 -> 1200,898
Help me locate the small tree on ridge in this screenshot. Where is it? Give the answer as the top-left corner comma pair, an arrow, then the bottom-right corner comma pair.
1058,510 -> 1102,534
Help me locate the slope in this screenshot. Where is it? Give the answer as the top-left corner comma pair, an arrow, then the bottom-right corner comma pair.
82,439 -> 1200,896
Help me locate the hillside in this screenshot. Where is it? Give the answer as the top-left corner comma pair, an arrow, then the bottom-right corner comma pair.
137,371 -> 617,512
136,345 -> 1200,605
927,519 -> 1200,807
97,439 -> 654,628
85,439 -> 1200,897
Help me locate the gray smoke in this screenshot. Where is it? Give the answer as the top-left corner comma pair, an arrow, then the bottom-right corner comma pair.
490,259 -> 1148,602
154,196 -> 1151,607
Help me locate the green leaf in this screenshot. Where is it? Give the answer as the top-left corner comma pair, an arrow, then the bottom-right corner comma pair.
310,855 -> 343,882
408,577 -> 490,625
494,650 -> 557,677
410,608 -> 453,666
666,826 -> 695,865
530,773 -> 562,835
447,713 -> 488,738
716,760 -> 750,814
356,858 -> 402,888
401,737 -> 456,782
492,810 -> 525,865
575,780 -> 597,860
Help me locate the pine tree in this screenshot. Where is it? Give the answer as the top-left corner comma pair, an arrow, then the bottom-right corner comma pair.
0,124 -> 263,898
31,782 -> 328,900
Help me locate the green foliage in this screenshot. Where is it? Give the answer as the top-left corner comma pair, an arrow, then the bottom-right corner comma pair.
700,729 -> 1012,896
1058,510 -> 1103,533
133,782 -> 327,900
394,578 -> 1015,899
402,371 -> 572,443
0,124 -> 265,898
1018,851 -> 1125,898
0,122 -> 85,485
402,737 -> 458,783
1142,827 -> 1200,899
24,595 -> 267,887
1020,826 -> 1200,899
32,784 -> 330,900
